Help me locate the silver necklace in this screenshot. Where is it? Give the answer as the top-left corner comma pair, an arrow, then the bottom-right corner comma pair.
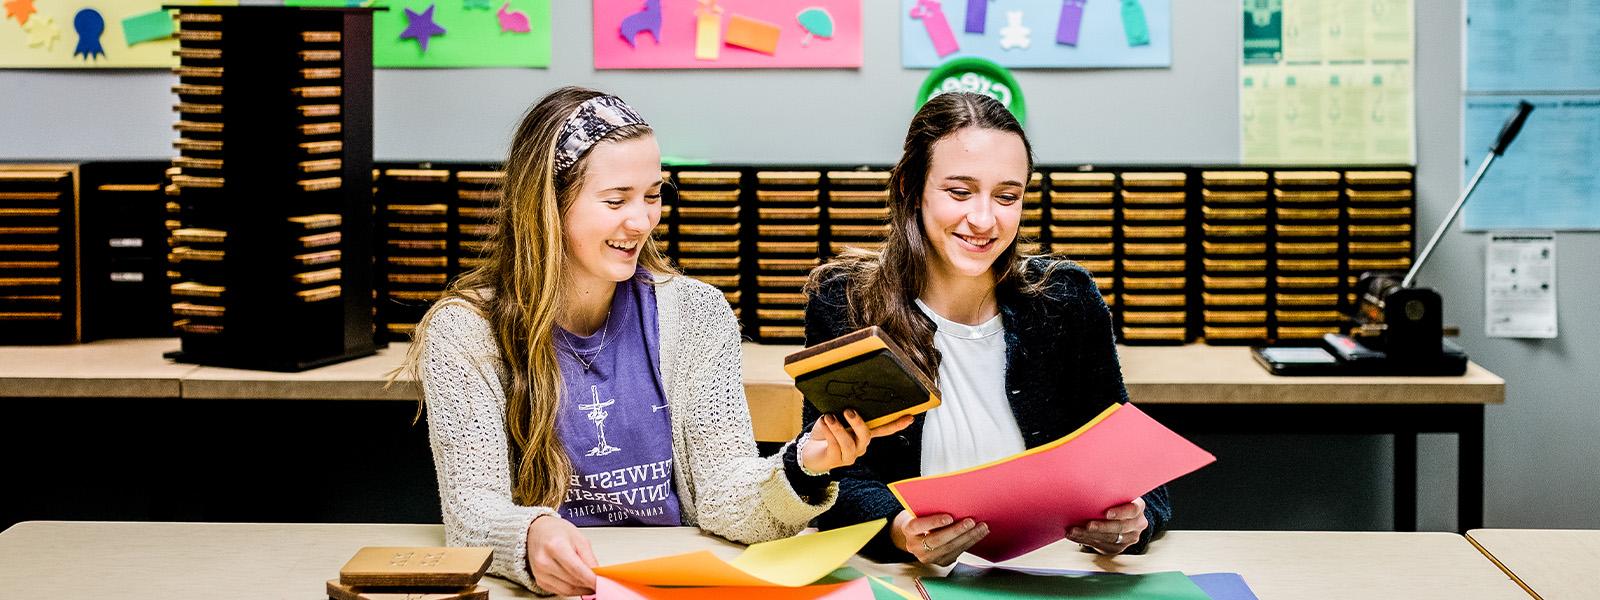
561,316 -> 610,372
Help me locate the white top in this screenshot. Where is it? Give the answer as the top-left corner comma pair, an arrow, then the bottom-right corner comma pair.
915,299 -> 1028,476
417,275 -> 836,593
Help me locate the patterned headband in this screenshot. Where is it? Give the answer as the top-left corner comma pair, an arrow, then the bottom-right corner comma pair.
553,95 -> 649,174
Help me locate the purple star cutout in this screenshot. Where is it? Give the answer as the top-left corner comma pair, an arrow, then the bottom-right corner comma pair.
400,4 -> 446,53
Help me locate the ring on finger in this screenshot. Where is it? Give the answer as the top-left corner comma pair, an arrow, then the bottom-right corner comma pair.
1115,532 -> 1124,544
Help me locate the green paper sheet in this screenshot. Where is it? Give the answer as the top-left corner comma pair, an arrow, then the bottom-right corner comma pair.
917,570 -> 1212,600
286,0 -> 550,67
374,0 -> 548,68
818,568 -> 918,600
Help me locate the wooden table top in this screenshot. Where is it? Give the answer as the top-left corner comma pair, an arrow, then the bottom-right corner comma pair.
0,522 -> 1529,600
0,339 -> 1505,441
1467,529 -> 1600,600
0,338 -> 195,398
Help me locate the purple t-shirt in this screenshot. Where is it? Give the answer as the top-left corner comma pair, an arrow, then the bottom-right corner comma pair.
553,270 -> 682,526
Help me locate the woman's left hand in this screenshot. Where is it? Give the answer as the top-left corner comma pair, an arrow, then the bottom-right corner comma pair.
1067,497 -> 1148,555
800,409 -> 914,474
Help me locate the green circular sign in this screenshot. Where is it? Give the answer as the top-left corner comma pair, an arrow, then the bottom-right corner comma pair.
916,57 -> 1027,126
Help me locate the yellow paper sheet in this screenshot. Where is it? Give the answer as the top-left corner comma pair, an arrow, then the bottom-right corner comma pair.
593,519 -> 885,588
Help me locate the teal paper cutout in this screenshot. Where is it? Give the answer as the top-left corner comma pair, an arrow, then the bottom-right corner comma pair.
1122,0 -> 1150,46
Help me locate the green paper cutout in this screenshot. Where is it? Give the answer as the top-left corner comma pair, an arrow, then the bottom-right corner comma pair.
796,7 -> 833,46
121,9 -> 174,46
1121,0 -> 1150,47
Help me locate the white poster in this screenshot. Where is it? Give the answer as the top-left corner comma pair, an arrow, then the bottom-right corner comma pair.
1485,233 -> 1557,339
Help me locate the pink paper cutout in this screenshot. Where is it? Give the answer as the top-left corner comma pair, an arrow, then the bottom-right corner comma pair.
497,2 -> 530,33
889,403 -> 1216,563
619,0 -> 663,47
910,0 -> 959,58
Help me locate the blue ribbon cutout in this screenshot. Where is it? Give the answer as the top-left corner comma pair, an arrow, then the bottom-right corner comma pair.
73,9 -> 106,60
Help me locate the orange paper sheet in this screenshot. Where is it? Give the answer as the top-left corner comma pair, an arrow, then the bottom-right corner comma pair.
593,576 -> 872,599
724,14 -> 780,55
889,403 -> 1215,562
592,519 -> 884,587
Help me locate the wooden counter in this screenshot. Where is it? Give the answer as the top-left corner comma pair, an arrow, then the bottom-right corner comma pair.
0,339 -> 1504,442
0,339 -> 1505,532
0,338 -> 196,398
0,521 -> 1531,600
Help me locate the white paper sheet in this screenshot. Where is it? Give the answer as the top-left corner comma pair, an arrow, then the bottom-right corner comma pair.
1485,233 -> 1557,338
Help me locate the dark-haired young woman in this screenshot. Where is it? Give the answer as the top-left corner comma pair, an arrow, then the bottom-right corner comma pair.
787,92 -> 1171,565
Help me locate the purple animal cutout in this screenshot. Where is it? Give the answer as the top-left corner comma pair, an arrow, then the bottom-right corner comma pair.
619,0 -> 662,47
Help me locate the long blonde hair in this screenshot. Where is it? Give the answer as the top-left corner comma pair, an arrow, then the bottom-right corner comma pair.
407,87 -> 674,508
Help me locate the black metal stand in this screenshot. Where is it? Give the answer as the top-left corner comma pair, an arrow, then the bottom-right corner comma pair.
164,6 -> 377,372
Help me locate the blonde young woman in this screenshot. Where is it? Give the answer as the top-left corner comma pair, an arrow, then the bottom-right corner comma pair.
411,87 -> 910,596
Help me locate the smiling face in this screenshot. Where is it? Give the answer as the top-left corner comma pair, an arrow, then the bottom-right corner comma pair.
918,126 -> 1030,282
562,133 -> 664,287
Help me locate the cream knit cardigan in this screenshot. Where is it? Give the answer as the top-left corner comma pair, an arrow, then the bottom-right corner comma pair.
417,275 -> 837,592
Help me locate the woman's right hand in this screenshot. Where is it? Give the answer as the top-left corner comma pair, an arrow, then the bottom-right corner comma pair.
526,515 -> 598,596
799,409 -> 914,474
889,509 -> 989,566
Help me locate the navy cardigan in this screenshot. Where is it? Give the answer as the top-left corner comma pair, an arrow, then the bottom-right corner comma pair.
782,257 -> 1172,562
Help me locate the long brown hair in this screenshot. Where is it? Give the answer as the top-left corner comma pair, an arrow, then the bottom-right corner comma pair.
408,87 -> 674,508
809,92 -> 1040,382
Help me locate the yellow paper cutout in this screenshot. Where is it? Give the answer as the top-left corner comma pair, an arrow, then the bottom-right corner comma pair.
694,0 -> 721,61
22,14 -> 57,49
593,519 -> 885,588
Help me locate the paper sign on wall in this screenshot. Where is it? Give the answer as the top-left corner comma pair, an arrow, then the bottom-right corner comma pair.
0,1 -> 235,68
1486,233 -> 1557,339
900,0 -> 1171,69
593,0 -> 861,69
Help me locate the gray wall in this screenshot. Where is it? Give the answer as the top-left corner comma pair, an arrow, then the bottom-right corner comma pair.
1,1 -> 1237,164
2,1 -> 1595,531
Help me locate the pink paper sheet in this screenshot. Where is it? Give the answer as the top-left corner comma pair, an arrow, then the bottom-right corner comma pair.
593,0 -> 861,69
889,403 -> 1215,562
